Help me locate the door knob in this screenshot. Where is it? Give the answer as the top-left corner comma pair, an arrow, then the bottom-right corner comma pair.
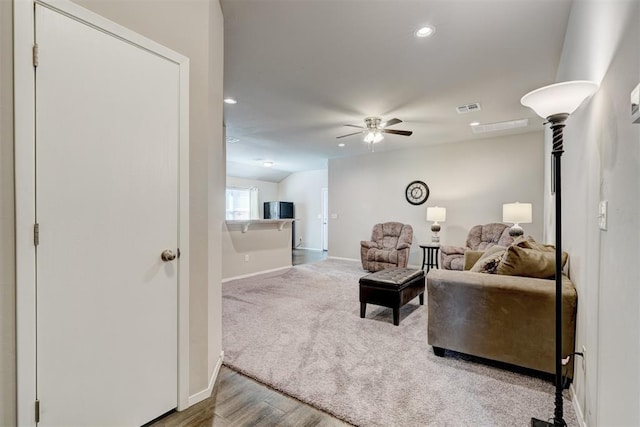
161,249 -> 176,262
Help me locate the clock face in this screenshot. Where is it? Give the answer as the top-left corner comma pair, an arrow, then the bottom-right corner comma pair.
405,180 -> 430,205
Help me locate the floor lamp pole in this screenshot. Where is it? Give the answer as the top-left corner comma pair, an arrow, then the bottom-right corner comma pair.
531,113 -> 568,427
551,114 -> 568,427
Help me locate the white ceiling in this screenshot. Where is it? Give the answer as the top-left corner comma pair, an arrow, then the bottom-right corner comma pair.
222,0 -> 573,182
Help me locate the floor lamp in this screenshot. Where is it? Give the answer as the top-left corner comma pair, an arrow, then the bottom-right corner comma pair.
521,80 -> 598,427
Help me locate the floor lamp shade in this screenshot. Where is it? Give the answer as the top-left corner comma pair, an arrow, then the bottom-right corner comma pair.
521,80 -> 599,118
521,80 -> 597,427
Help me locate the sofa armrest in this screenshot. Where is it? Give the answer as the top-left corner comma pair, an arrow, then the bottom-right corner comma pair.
440,245 -> 466,255
360,240 -> 378,249
396,242 -> 411,250
463,250 -> 484,270
427,269 -> 577,376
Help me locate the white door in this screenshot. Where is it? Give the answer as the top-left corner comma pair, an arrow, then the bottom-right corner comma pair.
321,188 -> 329,251
35,4 -> 181,425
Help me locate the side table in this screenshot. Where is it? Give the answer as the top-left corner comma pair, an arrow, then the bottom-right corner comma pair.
419,244 -> 440,272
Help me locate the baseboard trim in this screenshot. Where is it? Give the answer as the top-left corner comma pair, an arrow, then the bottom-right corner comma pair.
222,266 -> 292,283
188,351 -> 224,407
296,247 -> 323,251
327,256 -> 359,263
570,384 -> 587,427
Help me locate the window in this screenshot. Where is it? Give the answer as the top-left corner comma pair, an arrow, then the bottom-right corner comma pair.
225,187 -> 259,220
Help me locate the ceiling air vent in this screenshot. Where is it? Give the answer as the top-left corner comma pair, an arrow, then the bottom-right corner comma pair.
471,119 -> 529,134
456,103 -> 481,114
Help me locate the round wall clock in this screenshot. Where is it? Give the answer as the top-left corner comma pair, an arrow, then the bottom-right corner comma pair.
405,180 -> 430,205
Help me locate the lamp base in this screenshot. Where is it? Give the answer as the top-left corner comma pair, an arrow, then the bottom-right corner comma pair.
431,223 -> 441,243
508,224 -> 524,237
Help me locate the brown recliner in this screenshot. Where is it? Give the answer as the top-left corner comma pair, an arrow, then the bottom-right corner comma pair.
440,223 -> 513,270
360,222 -> 413,272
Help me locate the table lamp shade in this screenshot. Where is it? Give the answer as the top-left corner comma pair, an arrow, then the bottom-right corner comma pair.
521,80 -> 599,118
426,206 -> 446,223
503,202 -> 532,224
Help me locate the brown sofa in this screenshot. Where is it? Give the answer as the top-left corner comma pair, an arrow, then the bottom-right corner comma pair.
427,251 -> 578,377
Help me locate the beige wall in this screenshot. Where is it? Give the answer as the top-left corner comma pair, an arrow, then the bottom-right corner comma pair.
222,223 -> 293,280
328,132 -> 545,267
0,0 -> 16,424
63,0 -> 225,397
554,1 -> 639,425
278,169 -> 328,250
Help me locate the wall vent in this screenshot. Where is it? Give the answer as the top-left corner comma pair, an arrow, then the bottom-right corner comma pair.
471,118 -> 529,134
456,103 -> 481,114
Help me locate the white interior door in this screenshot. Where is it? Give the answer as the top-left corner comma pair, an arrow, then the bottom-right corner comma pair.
321,188 -> 328,251
35,4 -> 181,425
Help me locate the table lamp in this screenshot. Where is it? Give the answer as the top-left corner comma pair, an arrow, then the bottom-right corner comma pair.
503,202 -> 532,237
426,206 -> 446,243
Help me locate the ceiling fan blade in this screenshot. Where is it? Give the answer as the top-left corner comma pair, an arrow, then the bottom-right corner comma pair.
336,130 -> 365,139
382,129 -> 413,136
380,118 -> 402,128
343,124 -> 365,129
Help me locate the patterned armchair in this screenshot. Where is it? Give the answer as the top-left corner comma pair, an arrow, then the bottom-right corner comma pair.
440,223 -> 513,270
360,222 -> 413,272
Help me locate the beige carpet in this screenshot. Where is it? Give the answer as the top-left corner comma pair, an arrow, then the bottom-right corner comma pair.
222,259 -> 578,427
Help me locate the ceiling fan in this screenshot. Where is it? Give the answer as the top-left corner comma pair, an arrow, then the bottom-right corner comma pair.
336,117 -> 413,150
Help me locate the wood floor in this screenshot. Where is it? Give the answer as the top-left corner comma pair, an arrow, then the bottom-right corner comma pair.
292,249 -> 328,266
149,366 -> 352,427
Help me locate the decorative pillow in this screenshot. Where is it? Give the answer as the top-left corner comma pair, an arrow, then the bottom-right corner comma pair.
496,245 -> 567,278
470,245 -> 507,274
513,235 -> 568,266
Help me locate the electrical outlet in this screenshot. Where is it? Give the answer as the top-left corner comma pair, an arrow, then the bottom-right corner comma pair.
244,254 -> 249,262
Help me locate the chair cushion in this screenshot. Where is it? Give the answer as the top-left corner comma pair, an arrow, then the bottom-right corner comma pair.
369,248 -> 398,264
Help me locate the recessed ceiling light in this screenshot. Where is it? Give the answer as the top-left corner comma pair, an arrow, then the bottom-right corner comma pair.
223,98 -> 237,104
415,26 -> 435,38
469,122 -> 480,127
263,161 -> 274,167
338,143 -> 345,147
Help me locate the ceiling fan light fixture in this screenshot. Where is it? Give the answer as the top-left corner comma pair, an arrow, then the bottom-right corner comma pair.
415,25 -> 435,38
364,130 -> 384,143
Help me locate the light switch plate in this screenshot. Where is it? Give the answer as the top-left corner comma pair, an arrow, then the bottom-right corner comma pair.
598,201 -> 608,230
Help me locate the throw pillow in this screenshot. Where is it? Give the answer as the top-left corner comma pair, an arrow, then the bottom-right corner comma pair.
496,245 -> 562,278
513,235 -> 569,266
470,245 -> 507,274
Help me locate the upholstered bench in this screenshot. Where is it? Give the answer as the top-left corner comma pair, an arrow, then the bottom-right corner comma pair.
359,268 -> 425,326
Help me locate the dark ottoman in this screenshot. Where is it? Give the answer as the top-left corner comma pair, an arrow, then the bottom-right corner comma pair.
359,268 -> 425,326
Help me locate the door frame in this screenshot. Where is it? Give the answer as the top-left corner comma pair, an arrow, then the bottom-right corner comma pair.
14,0 -> 191,424
321,187 -> 328,251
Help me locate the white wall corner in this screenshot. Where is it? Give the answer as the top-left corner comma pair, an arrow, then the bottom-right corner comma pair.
188,351 -> 224,407
571,384 -> 588,427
